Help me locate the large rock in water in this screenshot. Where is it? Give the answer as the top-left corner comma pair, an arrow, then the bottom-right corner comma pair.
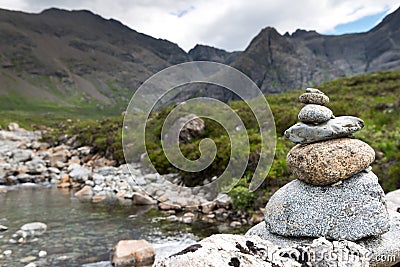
263,171 -> 389,241
153,234 -> 372,267
111,240 -> 155,267
286,138 -> 375,185
247,211 -> 400,267
284,116 -> 364,144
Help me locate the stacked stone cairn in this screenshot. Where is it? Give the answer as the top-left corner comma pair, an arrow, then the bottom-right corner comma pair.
246,88 -> 400,266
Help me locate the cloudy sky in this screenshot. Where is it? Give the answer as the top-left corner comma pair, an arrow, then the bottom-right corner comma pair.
0,0 -> 398,51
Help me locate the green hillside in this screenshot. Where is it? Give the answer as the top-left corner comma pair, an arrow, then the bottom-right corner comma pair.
3,70 -> 400,211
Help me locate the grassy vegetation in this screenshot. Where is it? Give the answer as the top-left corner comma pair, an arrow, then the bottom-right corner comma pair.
2,70 -> 400,211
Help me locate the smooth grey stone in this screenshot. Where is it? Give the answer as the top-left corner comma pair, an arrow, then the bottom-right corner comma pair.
284,115 -> 364,144
263,171 -> 390,241
298,104 -> 334,123
246,210 -> 400,267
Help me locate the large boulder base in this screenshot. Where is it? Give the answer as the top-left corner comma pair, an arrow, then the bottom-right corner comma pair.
153,234 -> 371,267
263,171 -> 389,241
247,211 -> 400,267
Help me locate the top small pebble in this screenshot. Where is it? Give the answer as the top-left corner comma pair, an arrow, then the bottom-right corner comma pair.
306,88 -> 325,94
299,88 -> 329,106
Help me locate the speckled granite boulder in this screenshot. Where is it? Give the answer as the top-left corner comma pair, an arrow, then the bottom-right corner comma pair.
153,234 -> 301,267
284,116 -> 364,144
286,138 -> 375,185
263,171 -> 389,241
298,104 -> 334,124
247,211 -> 400,267
299,92 -> 329,106
153,234 -> 372,267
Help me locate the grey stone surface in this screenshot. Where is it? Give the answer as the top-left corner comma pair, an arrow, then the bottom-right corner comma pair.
246,211 -> 400,267
154,234 -> 372,267
263,171 -> 389,241
299,92 -> 329,105
386,189 -> 400,212
153,234 -> 302,267
286,138 -> 375,185
298,104 -> 334,124
284,115 -> 364,144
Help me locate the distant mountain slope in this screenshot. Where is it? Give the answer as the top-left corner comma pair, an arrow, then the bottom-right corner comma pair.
188,44 -> 241,64
0,6 -> 399,111
232,7 -> 400,93
0,8 -> 189,111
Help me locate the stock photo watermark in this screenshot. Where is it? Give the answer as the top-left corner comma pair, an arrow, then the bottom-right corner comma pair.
122,61 -> 276,206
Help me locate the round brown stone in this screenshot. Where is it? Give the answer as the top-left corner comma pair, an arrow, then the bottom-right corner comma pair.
299,93 -> 329,105
286,138 -> 375,185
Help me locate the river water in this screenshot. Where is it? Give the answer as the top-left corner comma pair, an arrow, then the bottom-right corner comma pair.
0,185 -> 238,267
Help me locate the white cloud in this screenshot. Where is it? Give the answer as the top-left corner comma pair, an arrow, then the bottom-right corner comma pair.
0,0 -> 398,51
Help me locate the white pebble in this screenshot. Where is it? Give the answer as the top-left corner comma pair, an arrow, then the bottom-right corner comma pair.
3,249 -> 12,256
38,250 -> 47,257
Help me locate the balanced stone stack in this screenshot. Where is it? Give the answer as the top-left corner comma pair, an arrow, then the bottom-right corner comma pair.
247,88 -> 400,266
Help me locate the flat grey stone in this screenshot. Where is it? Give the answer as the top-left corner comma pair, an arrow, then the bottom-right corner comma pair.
284,115 -> 364,144
298,104 -> 333,124
263,171 -> 390,241
246,211 -> 400,267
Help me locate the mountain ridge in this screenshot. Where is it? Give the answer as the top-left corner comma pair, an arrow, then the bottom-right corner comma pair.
0,6 -> 399,112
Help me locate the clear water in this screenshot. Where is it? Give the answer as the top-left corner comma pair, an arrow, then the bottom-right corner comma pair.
0,185 -> 235,267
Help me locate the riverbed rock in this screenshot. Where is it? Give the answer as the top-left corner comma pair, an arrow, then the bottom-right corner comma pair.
111,239 -> 155,267
69,166 -> 91,182
298,104 -> 334,124
153,234 -> 372,267
75,185 -> 94,198
20,222 -> 47,236
49,151 -> 68,167
284,116 -> 364,144
263,171 -> 389,241
286,138 -> 375,185
8,122 -> 20,131
299,92 -> 329,105
132,192 -> 157,205
12,149 -> 32,162
247,210 -> 400,267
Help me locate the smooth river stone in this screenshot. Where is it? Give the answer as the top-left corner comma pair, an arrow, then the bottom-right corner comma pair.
262,171 -> 390,241
284,115 -> 364,144
298,104 -> 334,124
286,138 -> 375,185
299,92 -> 329,105
246,210 -> 400,267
